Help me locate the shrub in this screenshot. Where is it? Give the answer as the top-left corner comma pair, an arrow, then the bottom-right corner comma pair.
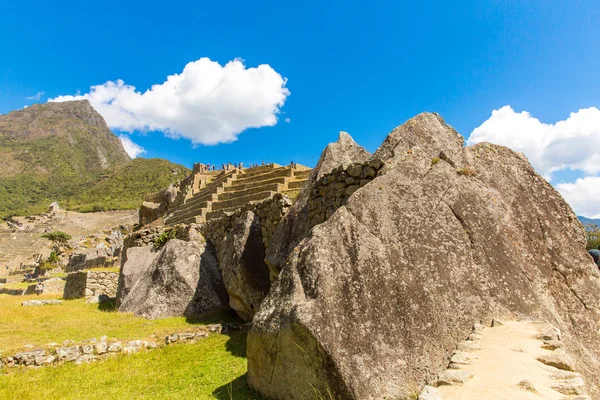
154,230 -> 176,250
431,157 -> 440,166
41,231 -> 72,245
457,166 -> 477,177
47,250 -> 61,264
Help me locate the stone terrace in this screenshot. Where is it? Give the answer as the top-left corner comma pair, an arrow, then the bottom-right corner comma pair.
164,164 -> 311,226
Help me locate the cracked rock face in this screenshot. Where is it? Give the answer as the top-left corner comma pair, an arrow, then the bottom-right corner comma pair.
247,113 -> 600,400
119,239 -> 229,319
265,131 -> 371,275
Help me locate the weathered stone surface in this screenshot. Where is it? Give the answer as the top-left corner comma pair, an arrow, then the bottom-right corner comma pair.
418,385 -> 444,400
216,211 -> 271,321
56,346 -> 80,362
107,342 -> 122,353
116,245 -> 157,305
538,354 -> 576,371
139,201 -> 164,226
247,113 -> 600,399
119,239 -> 228,319
13,349 -> 45,366
265,131 -> 371,276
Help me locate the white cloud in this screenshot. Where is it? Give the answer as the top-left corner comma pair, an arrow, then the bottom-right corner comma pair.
49,57 -> 290,145
468,106 -> 600,179
285,117 -> 291,123
556,177 -> 600,218
119,135 -> 146,158
26,92 -> 44,101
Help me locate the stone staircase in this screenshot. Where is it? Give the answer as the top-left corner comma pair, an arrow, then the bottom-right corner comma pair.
164,164 -> 311,226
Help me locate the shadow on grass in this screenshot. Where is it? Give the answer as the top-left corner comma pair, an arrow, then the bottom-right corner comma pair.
212,373 -> 265,400
97,296 -> 118,312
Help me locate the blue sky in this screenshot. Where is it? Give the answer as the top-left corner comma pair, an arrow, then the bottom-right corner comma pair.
1,1 -> 600,215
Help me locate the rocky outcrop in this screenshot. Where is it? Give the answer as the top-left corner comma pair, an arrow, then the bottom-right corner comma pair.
215,211 -> 271,321
139,202 -> 164,226
247,113 -> 600,399
265,131 -> 371,276
119,239 -> 229,319
116,246 -> 157,305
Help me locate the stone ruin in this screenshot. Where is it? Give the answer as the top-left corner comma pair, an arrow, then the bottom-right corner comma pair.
115,114 -> 600,399
139,162 -> 311,227
63,270 -> 118,299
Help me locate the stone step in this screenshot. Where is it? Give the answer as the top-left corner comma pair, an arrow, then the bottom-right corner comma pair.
238,164 -> 282,178
287,179 -> 308,190
226,176 -> 288,192
211,190 -> 275,212
232,168 -> 292,186
293,169 -> 312,179
218,183 -> 283,201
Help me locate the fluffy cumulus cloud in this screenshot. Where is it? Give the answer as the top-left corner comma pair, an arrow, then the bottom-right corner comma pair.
556,177 -> 600,219
469,106 -> 600,217
49,57 -> 290,145
469,106 -> 600,179
119,135 -> 146,158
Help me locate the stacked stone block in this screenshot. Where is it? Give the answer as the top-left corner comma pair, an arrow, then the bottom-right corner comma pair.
63,271 -> 118,299
307,159 -> 384,227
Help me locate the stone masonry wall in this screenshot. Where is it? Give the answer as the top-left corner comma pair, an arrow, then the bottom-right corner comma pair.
63,271 -> 118,299
307,159 -> 384,227
200,193 -> 293,249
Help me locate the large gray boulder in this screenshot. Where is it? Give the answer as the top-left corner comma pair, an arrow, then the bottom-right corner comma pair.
248,113 -> 600,399
116,246 -> 157,305
265,131 -> 370,276
119,239 -> 229,319
217,211 -> 271,321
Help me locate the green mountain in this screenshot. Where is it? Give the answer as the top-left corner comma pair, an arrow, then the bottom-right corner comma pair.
64,158 -> 189,212
0,100 -> 188,217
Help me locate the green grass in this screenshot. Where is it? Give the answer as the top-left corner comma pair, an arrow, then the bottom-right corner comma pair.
0,331 -> 263,400
0,294 -> 236,355
1,281 -> 32,290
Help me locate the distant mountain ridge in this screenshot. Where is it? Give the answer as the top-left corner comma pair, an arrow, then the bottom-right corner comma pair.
579,216 -> 600,227
0,100 -> 188,217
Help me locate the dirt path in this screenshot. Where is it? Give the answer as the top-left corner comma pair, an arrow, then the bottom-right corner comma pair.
421,321 -> 590,400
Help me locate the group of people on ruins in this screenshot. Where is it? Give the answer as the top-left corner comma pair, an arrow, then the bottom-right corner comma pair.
196,161 -> 273,173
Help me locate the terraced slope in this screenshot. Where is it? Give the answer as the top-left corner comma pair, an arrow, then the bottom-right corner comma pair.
164,164 -> 311,226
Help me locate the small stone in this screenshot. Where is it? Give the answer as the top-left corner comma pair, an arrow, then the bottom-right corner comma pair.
456,341 -> 481,352
418,385 -> 443,400
107,342 -> 122,353
81,345 -> 94,355
94,342 -> 108,355
100,336 -> 108,341
536,325 -> 561,341
516,380 -> 538,393
56,346 -> 80,362
551,377 -> 586,395
436,370 -> 474,386
542,340 -> 562,350
143,341 -> 158,349
537,354 -> 575,371
450,351 -> 477,365
74,354 -> 95,365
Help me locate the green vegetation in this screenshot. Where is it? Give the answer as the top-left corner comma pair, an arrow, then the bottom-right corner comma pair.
0,294 -> 236,355
154,229 -> 177,250
42,231 -> 72,245
0,293 -> 260,399
0,333 -> 261,400
431,157 -> 440,166
585,223 -> 600,250
0,158 -> 189,218
63,158 -> 189,213
456,166 -> 477,176
0,102 -> 190,218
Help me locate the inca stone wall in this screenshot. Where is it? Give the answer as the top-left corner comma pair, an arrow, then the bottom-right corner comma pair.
63,271 -> 118,299
307,159 -> 383,227
200,193 -> 292,249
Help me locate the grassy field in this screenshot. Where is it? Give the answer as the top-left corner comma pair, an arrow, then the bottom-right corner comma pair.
0,294 -> 236,355
0,332 -> 261,400
0,294 -> 263,399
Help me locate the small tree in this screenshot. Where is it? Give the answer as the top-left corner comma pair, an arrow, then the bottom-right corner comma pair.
41,231 -> 72,246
